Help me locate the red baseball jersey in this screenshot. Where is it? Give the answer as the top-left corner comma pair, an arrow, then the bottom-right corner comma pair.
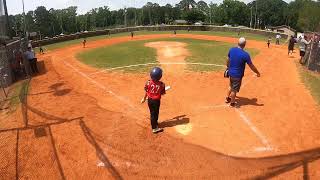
144,80 -> 165,100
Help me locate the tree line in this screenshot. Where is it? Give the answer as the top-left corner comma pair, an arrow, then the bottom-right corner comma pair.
7,0 -> 320,38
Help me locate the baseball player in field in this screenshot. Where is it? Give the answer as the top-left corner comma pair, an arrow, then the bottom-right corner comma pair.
267,37 -> 271,48
141,67 -> 166,134
82,38 -> 87,48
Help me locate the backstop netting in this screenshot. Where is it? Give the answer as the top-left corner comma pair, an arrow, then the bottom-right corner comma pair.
303,33 -> 320,72
0,0 -> 28,100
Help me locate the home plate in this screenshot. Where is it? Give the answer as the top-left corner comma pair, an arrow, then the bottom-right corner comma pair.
175,123 -> 192,135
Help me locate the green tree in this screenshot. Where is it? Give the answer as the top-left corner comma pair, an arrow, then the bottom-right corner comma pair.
216,0 -> 250,26
177,0 -> 197,11
297,0 -> 320,32
184,9 -> 206,23
248,0 -> 288,29
34,6 -> 52,36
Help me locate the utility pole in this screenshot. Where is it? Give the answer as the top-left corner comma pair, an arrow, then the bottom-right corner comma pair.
134,0 -> 137,26
60,14 -> 63,34
254,0 -> 257,29
209,5 -> 212,24
148,6 -> 152,25
134,8 -> 137,26
3,0 -> 10,38
22,0 -> 27,36
124,7 -> 127,27
250,5 -> 253,28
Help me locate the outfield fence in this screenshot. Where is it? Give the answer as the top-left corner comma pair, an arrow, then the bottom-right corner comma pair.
31,25 -> 288,47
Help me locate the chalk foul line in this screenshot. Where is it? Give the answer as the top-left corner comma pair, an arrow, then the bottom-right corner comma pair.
64,62 -> 136,109
235,108 -> 274,151
90,62 -> 225,75
65,61 -> 276,154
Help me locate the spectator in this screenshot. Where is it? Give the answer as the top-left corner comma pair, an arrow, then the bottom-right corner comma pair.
24,45 -> 39,74
267,37 -> 272,48
298,35 -> 312,64
288,36 -> 296,56
276,34 -> 281,45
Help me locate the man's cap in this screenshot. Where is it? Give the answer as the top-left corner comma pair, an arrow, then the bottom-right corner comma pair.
239,37 -> 246,45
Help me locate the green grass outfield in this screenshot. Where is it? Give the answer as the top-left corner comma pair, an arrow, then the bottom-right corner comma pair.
38,30 -> 269,52
298,65 -> 320,106
76,38 -> 259,72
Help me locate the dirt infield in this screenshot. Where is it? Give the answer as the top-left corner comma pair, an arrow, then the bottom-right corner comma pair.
1,34 -> 320,179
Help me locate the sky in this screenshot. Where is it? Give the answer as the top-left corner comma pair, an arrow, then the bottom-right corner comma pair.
6,0 -> 293,15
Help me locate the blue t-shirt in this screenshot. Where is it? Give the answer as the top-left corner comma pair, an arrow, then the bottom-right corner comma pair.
228,47 -> 252,78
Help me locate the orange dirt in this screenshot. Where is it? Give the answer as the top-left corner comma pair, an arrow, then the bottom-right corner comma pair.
0,34 -> 320,179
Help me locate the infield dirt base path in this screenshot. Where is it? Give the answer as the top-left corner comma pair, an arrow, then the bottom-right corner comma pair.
0,34 -> 320,179
145,41 -> 189,73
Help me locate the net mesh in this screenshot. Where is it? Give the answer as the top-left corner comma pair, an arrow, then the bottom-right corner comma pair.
302,32 -> 320,72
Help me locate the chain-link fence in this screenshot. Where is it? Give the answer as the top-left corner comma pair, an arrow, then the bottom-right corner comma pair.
306,33 -> 320,72
0,39 -> 28,101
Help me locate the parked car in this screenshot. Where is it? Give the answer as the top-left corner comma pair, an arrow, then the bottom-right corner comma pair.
194,22 -> 203,26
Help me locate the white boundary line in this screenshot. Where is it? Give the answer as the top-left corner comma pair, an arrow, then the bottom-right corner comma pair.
198,104 -> 228,109
65,62 -> 137,109
90,62 -> 225,75
66,54 -> 277,154
235,107 -> 273,151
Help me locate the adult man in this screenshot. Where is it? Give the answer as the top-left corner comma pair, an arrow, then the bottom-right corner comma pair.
24,45 -> 39,74
297,35 -> 312,64
225,37 -> 260,107
288,36 -> 296,56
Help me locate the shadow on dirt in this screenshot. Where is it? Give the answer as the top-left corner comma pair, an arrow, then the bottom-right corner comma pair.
28,82 -> 72,97
79,120 -> 123,180
3,59 -> 320,179
246,147 -> 320,179
236,96 -> 264,107
159,115 -> 190,128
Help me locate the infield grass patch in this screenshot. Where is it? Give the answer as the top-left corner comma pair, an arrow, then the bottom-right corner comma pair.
77,40 -> 158,73
37,30 -> 268,52
77,38 -> 259,73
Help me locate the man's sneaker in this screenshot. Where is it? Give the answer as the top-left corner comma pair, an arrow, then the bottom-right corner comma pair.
152,127 -> 164,134
225,97 -> 231,103
230,102 -> 238,108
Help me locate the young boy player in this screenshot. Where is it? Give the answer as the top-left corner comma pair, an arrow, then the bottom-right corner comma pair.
141,67 -> 166,134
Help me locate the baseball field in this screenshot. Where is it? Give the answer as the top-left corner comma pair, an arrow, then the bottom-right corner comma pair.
1,31 -> 320,179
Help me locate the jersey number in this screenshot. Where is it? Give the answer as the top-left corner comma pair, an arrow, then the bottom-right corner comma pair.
150,84 -> 160,93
